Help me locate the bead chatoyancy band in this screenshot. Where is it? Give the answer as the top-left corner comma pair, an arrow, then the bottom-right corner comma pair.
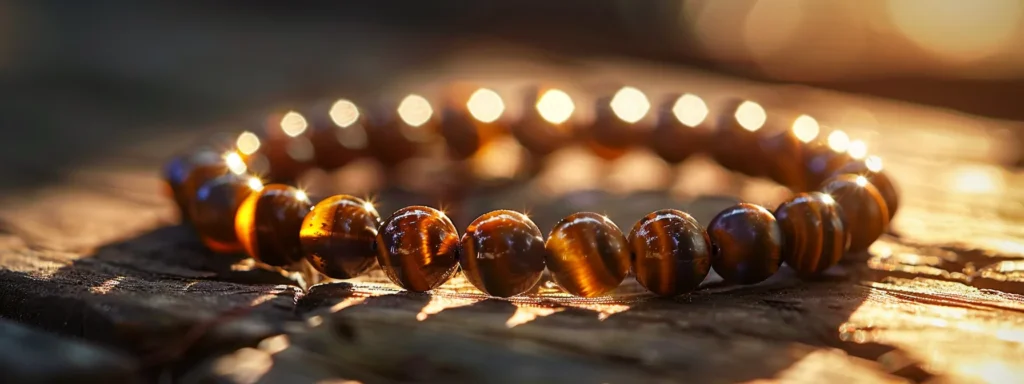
166,86 -> 899,298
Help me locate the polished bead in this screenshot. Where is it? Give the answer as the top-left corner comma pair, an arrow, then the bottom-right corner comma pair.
300,195 -> 380,279
375,206 -> 460,292
758,121 -> 808,190
190,173 -> 260,253
586,88 -> 651,160
234,184 -> 313,266
364,99 -> 435,167
803,143 -> 852,190
707,203 -> 783,284
460,210 -> 546,297
440,88 -> 506,160
545,212 -> 631,297
711,99 -> 769,176
819,174 -> 889,253
164,150 -> 227,219
309,100 -> 368,170
775,193 -> 848,277
256,111 -> 316,181
511,87 -> 575,158
648,94 -> 712,164
832,160 -> 899,219
628,209 -> 712,296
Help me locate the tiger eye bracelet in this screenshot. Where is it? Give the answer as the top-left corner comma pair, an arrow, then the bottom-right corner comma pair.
165,86 -> 898,298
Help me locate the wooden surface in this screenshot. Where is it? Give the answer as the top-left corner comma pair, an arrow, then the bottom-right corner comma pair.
1,53 -> 1024,383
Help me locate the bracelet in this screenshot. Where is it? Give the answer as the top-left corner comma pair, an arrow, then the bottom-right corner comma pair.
164,86 -> 898,298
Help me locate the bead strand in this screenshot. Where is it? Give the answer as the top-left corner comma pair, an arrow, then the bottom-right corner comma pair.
164,85 -> 898,298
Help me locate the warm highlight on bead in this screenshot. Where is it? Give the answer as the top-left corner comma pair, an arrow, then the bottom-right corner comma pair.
545,212 -> 631,297
460,210 -> 546,297
375,206 -> 460,292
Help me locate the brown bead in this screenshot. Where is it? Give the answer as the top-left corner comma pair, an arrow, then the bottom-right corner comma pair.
439,103 -> 506,160
832,160 -> 899,219
628,209 -> 712,296
164,150 -> 227,220
510,87 -> 575,158
190,173 -> 260,253
758,127 -> 807,191
711,99 -> 769,176
309,100 -> 368,170
375,206 -> 460,292
256,111 -> 316,181
364,100 -> 435,167
819,174 -> 889,253
775,193 -> 848,277
586,91 -> 651,160
234,184 -> 313,266
649,94 -> 712,164
803,143 -> 852,190
460,210 -> 546,297
300,195 -> 381,279
707,203 -> 783,284
545,212 -> 631,297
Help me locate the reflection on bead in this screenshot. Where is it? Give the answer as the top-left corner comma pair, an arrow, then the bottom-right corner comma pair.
774,193 -> 848,277
191,174 -> 261,253
545,212 -> 630,297
234,184 -> 313,266
758,115 -> 814,190
460,210 -> 546,297
628,209 -> 712,296
365,98 -> 434,167
708,203 -> 783,284
164,150 -> 227,220
587,87 -> 651,159
310,99 -> 368,170
375,206 -> 460,292
511,87 -> 575,157
649,94 -> 711,164
712,99 -> 769,176
832,160 -> 899,219
819,175 -> 889,253
300,195 -> 380,279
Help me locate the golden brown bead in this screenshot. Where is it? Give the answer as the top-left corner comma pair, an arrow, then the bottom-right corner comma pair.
309,100 -> 368,170
300,195 -> 381,279
711,99 -> 770,176
757,116 -> 809,190
649,94 -> 712,164
586,88 -> 651,160
774,193 -> 848,277
707,203 -> 783,284
803,143 -> 852,190
234,184 -> 313,266
460,210 -> 546,297
364,99 -> 435,167
190,173 -> 261,253
254,111 -> 316,182
832,160 -> 899,219
545,212 -> 631,297
375,206 -> 460,292
819,174 -> 890,253
628,209 -> 712,296
510,87 -> 575,158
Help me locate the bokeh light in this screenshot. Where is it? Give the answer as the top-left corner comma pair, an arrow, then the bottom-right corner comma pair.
734,101 -> 766,132
224,152 -> 247,175
247,177 -> 264,192
865,155 -> 883,172
536,89 -> 575,124
610,86 -> 650,123
672,94 -> 709,127
827,130 -> 851,152
329,99 -> 360,128
280,111 -> 308,137
236,131 -> 261,155
398,94 -> 433,127
848,140 -> 868,160
467,88 -> 505,123
888,0 -> 1023,62
791,115 -> 820,142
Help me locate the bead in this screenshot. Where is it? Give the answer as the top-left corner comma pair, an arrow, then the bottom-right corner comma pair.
234,184 -> 313,266
164,150 -> 226,220
511,87 -> 575,158
758,115 -> 816,190
190,173 -> 261,253
364,97 -> 435,167
628,209 -> 712,296
832,160 -> 899,219
711,99 -> 769,176
545,212 -> 630,297
774,193 -> 848,277
803,143 -> 852,190
586,87 -> 652,160
256,111 -> 316,181
459,210 -> 546,297
300,195 -> 381,279
819,174 -> 889,253
648,94 -> 711,164
375,206 -> 460,292
707,203 -> 783,284
310,99 -> 368,170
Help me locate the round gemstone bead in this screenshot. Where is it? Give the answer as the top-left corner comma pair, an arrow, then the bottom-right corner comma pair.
460,210 -> 546,297
364,101 -> 434,167
774,192 -> 849,277
708,203 -> 783,285
758,127 -> 807,191
190,173 -> 260,253
309,101 -> 368,170
586,91 -> 651,160
711,99 -> 770,176
234,184 -> 313,266
511,87 -> 575,158
648,94 -> 711,164
545,212 -> 631,297
832,160 -> 899,219
628,209 -> 712,296
819,174 -> 890,253
803,143 -> 852,190
375,206 -> 460,292
164,150 -> 227,220
300,195 -> 381,279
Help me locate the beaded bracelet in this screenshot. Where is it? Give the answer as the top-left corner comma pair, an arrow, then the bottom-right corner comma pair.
165,86 -> 899,298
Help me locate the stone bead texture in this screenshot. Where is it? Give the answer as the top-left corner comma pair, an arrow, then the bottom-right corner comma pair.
628,209 -> 712,296
774,193 -> 849,277
234,184 -> 313,266
375,206 -> 460,292
708,203 -> 783,285
545,212 -> 631,297
460,210 -> 546,297
190,173 -> 257,253
819,174 -> 890,254
300,195 -> 381,279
